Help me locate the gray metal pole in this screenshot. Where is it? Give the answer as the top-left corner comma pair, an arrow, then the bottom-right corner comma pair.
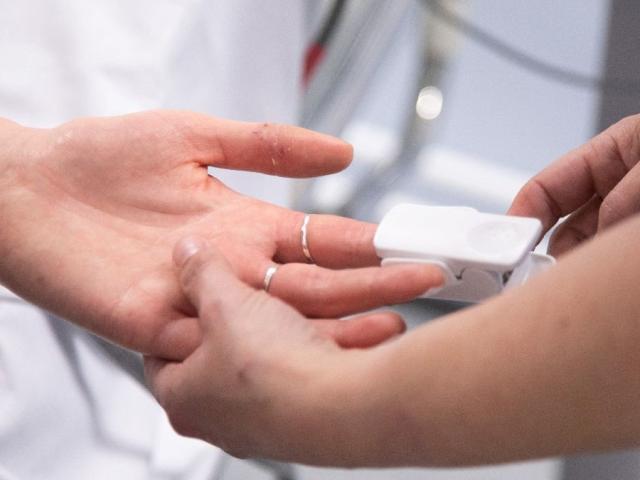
596,0 -> 640,132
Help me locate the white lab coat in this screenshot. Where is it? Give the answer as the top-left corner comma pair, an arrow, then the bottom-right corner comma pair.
0,1 -> 309,478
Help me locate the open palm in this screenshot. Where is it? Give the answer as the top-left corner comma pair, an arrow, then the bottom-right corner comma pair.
0,111 -> 441,359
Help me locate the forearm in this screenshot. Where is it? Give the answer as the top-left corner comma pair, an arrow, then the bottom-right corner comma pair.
0,119 -> 31,264
363,214 -> 640,466
0,118 -> 29,174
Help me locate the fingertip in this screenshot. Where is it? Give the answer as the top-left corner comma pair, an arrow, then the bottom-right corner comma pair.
365,311 -> 406,336
420,264 -> 445,288
173,236 -> 209,267
507,190 -> 537,219
340,140 -> 354,166
315,130 -> 352,152
395,263 -> 446,292
338,312 -> 406,348
313,131 -> 353,172
392,313 -> 407,334
375,263 -> 446,305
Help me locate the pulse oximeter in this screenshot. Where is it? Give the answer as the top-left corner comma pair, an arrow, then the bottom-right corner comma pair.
374,204 -> 555,303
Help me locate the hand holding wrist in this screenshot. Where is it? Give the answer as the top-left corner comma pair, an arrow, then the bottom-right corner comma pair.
146,237 -> 409,465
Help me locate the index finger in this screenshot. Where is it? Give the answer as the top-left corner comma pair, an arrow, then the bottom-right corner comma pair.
508,115 -> 640,232
182,113 -> 354,178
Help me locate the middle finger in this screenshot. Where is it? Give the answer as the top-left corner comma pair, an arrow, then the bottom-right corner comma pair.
267,262 -> 443,318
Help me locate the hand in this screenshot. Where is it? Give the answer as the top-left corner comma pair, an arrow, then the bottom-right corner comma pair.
508,114 -> 640,256
0,111 -> 443,358
145,237 -> 392,464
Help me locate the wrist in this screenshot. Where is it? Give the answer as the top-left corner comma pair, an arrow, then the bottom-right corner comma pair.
311,343 -> 440,468
0,119 -> 40,192
0,119 -> 22,175
0,120 -> 46,284
293,348 -> 395,467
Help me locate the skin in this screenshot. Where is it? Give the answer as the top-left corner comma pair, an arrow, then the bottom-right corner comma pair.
147,114 -> 640,467
0,110 -> 444,359
509,113 -> 640,256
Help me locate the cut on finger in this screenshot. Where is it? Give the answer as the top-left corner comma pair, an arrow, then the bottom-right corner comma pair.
207,119 -> 353,177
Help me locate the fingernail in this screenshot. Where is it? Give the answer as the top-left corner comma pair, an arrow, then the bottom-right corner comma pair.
174,236 -> 208,267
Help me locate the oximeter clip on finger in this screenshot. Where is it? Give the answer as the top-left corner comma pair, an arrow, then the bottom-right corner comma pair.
374,204 -> 556,303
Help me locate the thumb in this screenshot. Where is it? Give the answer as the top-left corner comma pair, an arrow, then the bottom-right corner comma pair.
173,236 -> 255,326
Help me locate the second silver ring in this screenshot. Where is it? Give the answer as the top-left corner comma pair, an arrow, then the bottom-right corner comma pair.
263,265 -> 278,292
300,214 -> 315,264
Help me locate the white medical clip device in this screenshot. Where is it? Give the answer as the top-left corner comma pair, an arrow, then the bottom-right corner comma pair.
374,204 -> 556,303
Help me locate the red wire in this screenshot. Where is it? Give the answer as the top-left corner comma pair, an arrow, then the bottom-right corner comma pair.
303,43 -> 326,87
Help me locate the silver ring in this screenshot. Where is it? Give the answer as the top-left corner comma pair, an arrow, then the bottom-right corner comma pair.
263,265 -> 278,292
300,214 -> 315,263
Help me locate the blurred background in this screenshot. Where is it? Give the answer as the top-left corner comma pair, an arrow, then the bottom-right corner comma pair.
296,0 -> 612,220
221,0 -> 640,479
4,1 -> 639,479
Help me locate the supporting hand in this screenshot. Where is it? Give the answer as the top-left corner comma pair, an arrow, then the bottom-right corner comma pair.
0,111 -> 442,358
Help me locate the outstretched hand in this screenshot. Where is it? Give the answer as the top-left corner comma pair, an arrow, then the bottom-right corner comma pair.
0,111 -> 442,359
509,114 -> 640,256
